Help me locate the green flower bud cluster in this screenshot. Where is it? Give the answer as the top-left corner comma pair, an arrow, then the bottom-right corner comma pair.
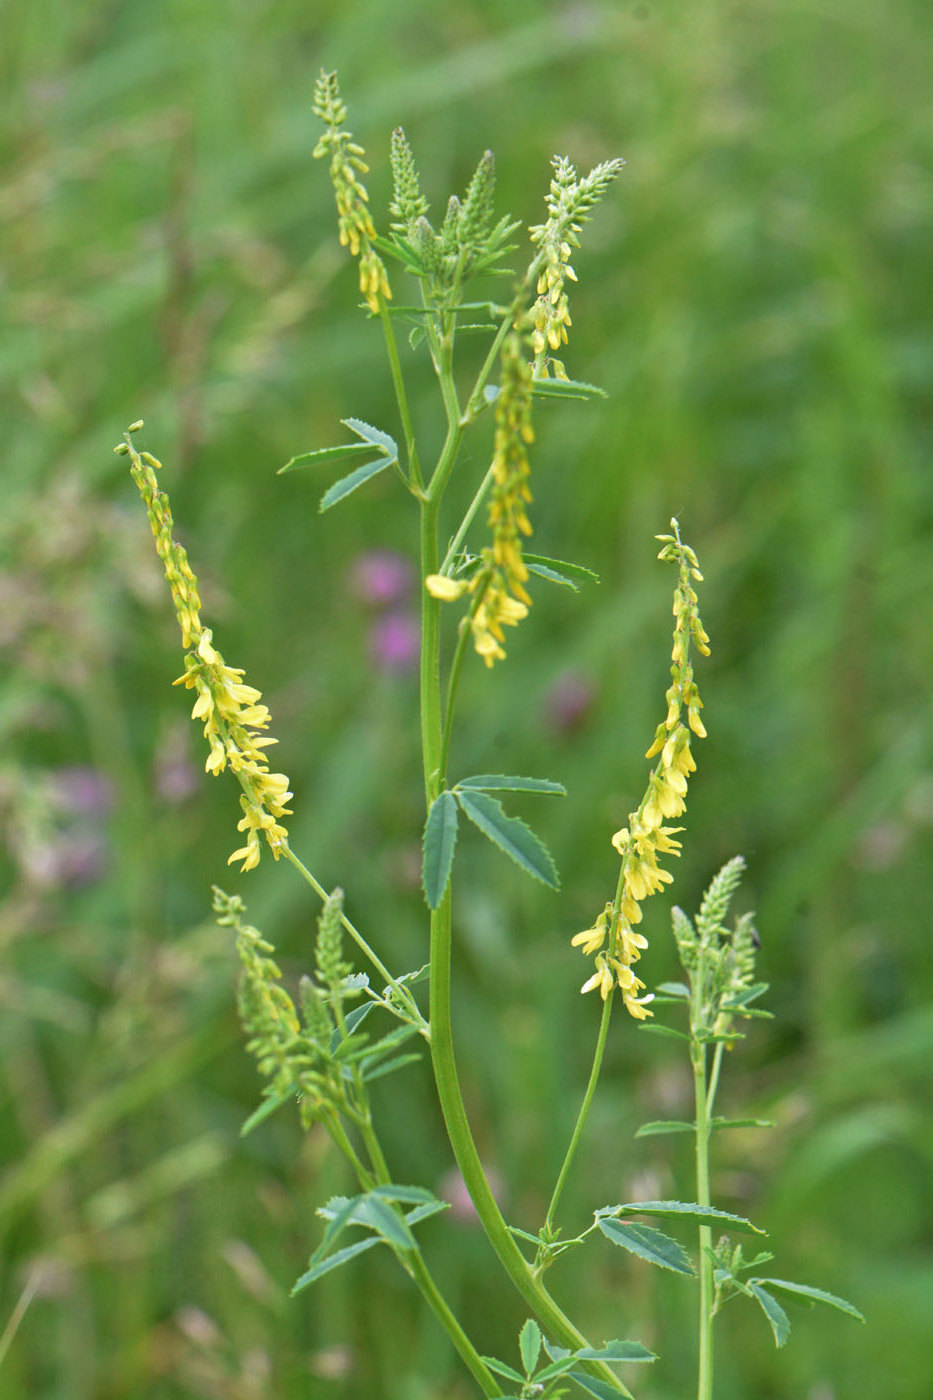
669,857 -> 766,1039
213,887 -> 360,1130
387,132 -> 519,299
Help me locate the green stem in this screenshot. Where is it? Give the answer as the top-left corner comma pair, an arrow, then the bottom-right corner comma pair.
350,1085 -> 501,1396
420,502 -> 631,1396
693,1038 -> 714,1400
407,1252 -> 503,1397
412,284 -> 631,1397
543,990 -> 614,1238
706,1040 -> 725,1118
281,845 -> 426,1031
429,894 -> 631,1394
327,1112 -> 375,1188
439,617 -> 473,780
440,462 -> 496,574
0,1256 -> 39,1370
378,293 -> 424,491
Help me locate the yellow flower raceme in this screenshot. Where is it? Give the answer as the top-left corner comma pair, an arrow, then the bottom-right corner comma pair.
573,519 -> 709,1018
116,423 -> 292,872
312,69 -> 390,314
425,334 -> 535,669
527,155 -> 625,378
488,333 -> 534,605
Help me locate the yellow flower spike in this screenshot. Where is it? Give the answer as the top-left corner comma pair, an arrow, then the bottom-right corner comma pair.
313,70 -> 390,314
121,425 -> 294,870
573,519 -> 710,1016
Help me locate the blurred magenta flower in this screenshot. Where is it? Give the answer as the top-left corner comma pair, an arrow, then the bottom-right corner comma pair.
49,766 -> 114,817
369,611 -> 419,674
543,668 -> 596,734
349,549 -> 413,607
153,723 -> 200,804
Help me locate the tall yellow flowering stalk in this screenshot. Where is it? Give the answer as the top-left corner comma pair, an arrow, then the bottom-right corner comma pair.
116,422 -> 293,872
572,519 -> 710,1017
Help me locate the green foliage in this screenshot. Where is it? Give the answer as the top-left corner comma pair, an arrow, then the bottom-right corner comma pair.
5,3 -> 928,1396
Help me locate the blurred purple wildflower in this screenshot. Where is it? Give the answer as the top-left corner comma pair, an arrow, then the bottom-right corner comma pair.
369,611 -> 419,674
349,550 -> 413,608
49,766 -> 114,817
543,669 -> 596,734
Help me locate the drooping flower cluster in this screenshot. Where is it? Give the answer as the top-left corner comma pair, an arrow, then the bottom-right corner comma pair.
117,423 -> 292,871
425,335 -> 534,667
312,69 -> 390,314
572,520 -> 709,1018
528,155 -> 625,378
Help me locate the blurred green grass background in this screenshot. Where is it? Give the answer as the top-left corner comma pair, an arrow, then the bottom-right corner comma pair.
2,1 -> 931,1396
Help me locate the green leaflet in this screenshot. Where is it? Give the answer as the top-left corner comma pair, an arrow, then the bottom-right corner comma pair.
606,1200 -> 766,1237
710,1117 -> 775,1131
479,1358 -> 525,1386
240,1089 -> 294,1138
570,1374 -> 639,1400
319,456 -> 394,513
422,790 -> 459,909
748,1282 -> 791,1347
530,377 -> 607,400
597,1218 -> 695,1275
572,1341 -> 656,1364
291,1236 -> 381,1292
752,1277 -> 864,1322
456,774 -> 566,795
278,442 -> 377,472
519,1318 -> 541,1376
635,1120 -> 696,1137
454,788 -> 559,888
639,1022 -> 691,1042
523,552 -> 601,590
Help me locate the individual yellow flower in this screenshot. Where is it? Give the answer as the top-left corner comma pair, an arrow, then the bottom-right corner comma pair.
117,423 -> 293,872
573,519 -> 709,1017
425,574 -> 468,602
